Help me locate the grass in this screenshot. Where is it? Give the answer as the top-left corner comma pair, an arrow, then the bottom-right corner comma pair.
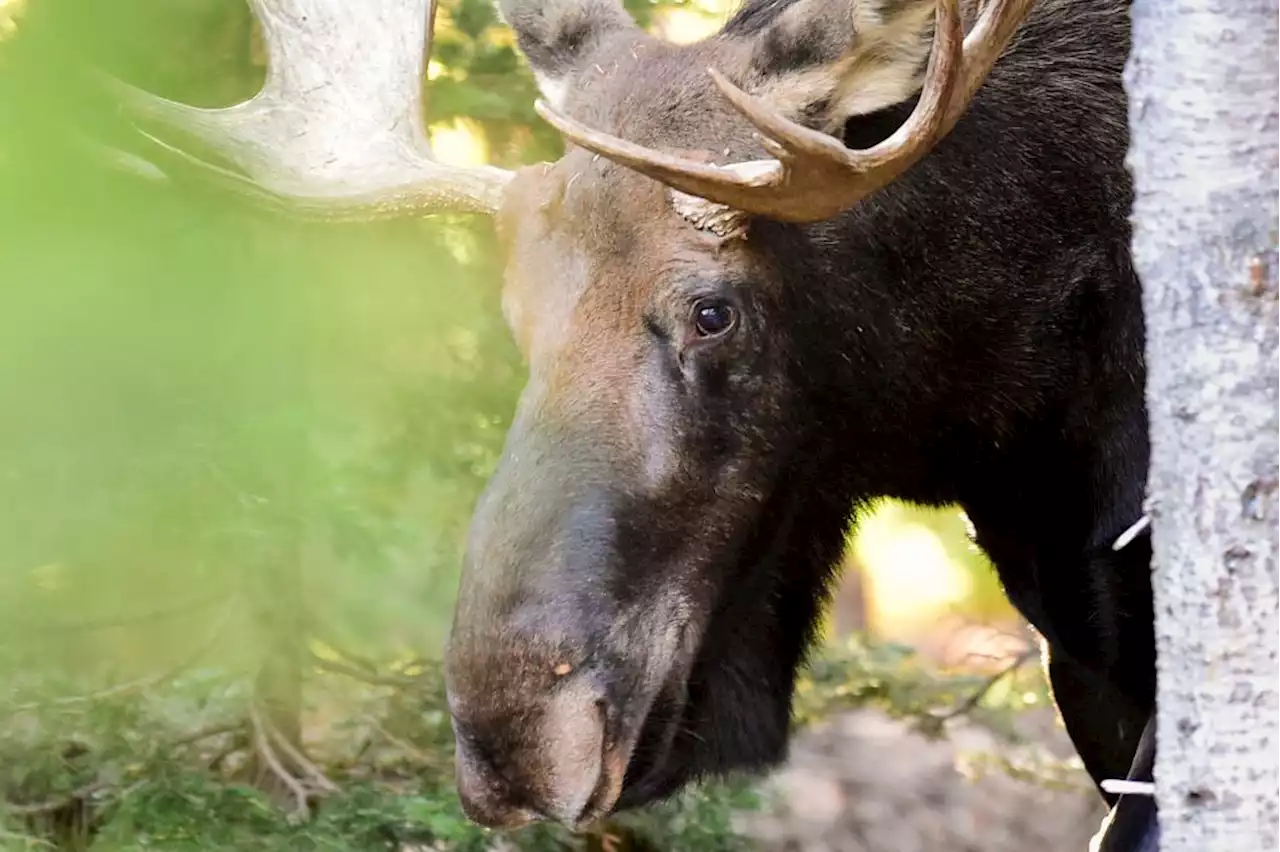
0,633 -> 1080,851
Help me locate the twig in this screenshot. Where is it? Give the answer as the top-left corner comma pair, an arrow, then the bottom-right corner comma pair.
7,674 -> 164,715
4,593 -> 229,638
207,737 -> 248,773
957,650 -> 1009,664
5,602 -> 234,716
261,713 -> 339,794
2,719 -> 245,824
393,655 -> 437,674
309,652 -> 418,688
1101,779 -> 1155,797
249,703 -> 311,822
169,721 -> 244,750
934,647 -> 1038,723
1112,514 -> 1152,551
0,828 -> 55,849
155,721 -> 248,778
2,781 -> 105,816
302,633 -> 382,675
366,716 -> 438,768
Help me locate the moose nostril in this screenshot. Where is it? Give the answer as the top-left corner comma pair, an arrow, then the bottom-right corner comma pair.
450,674 -> 622,829
454,738 -> 538,829
594,695 -> 617,751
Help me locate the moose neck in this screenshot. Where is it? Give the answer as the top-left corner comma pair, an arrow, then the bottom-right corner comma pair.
741,7 -> 1149,668
763,188 -> 1152,687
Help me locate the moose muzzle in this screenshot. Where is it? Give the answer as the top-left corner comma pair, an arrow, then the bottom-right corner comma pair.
449,654 -> 625,828
443,452 -> 671,829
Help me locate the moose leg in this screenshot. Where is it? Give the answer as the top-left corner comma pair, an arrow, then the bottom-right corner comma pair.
1046,648 -> 1161,851
1045,646 -> 1150,805
1092,713 -> 1160,852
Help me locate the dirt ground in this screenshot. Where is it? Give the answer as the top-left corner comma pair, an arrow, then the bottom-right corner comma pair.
735,705 -> 1107,852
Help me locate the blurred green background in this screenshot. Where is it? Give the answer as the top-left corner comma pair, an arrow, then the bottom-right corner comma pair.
0,2 -> 1042,849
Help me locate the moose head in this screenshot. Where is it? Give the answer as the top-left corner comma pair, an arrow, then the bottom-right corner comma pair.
111,0 -> 1148,836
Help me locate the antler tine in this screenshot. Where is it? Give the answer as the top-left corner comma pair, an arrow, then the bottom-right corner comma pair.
949,0 -> 1038,130
107,0 -> 513,220
537,0 -> 1035,225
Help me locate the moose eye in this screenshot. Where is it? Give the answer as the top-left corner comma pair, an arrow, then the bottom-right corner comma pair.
692,299 -> 737,338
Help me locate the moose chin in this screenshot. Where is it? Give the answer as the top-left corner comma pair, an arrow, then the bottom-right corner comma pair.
115,0 -> 1160,849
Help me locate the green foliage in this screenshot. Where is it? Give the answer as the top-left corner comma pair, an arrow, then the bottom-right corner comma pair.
0,0 -> 526,658
0,5 -> 1079,851
0,636 -> 1077,852
0,657 -> 763,851
795,636 -> 1048,739
85,776 -> 762,852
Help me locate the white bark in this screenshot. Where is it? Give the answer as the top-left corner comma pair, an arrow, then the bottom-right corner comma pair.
1124,1 -> 1280,850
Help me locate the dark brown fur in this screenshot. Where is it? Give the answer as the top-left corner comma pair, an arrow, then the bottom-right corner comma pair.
447,0 -> 1156,846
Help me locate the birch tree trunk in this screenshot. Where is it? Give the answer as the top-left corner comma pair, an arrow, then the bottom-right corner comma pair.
1124,1 -> 1279,849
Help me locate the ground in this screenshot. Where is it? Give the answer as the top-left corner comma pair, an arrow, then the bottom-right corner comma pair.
738,705 -> 1105,852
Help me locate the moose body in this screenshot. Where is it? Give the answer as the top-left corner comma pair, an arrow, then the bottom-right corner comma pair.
453,0 -> 1160,843
118,0 -> 1157,848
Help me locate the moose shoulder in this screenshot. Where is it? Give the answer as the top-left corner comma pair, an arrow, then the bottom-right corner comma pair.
113,0 -> 1157,849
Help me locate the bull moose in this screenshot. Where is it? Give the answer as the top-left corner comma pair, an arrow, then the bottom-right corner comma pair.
113,0 -> 1158,848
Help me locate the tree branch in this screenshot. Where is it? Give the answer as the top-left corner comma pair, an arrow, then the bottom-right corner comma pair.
249,703 -> 312,823
5,603 -> 234,716
3,593 -> 229,638
366,716 -> 440,769
933,647 -> 1037,724
308,652 -> 419,688
2,781 -> 105,816
261,712 -> 338,794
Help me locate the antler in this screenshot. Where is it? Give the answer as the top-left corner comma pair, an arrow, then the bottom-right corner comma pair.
107,0 -> 514,221
535,0 -> 1035,224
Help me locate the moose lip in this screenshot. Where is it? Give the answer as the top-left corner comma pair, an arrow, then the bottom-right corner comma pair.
610,678 -> 691,812
550,680 -> 689,830
570,743 -> 630,830
564,700 -> 634,830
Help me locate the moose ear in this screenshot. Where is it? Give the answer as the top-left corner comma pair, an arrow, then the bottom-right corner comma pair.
497,0 -> 637,109
737,0 -> 943,134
